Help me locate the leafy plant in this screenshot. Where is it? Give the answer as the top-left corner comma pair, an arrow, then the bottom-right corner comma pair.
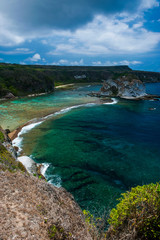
107,183 -> 160,239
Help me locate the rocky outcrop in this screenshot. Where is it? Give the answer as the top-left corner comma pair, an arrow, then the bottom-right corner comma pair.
100,75 -> 146,98
0,171 -> 92,240
4,92 -> 15,99
0,126 -> 92,240
0,126 -> 17,159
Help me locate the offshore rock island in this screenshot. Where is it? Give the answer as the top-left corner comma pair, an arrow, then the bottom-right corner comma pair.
89,74 -> 160,100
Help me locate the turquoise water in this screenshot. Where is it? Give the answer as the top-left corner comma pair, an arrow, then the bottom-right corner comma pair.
19,83 -> 160,213
0,84 -> 100,130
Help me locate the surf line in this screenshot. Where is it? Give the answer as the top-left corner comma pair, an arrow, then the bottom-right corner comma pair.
11,99 -> 118,179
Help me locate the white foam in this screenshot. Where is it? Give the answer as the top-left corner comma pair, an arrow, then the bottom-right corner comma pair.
44,103 -> 97,119
54,103 -> 95,115
103,98 -> 118,105
19,121 -> 43,135
12,121 -> 43,153
48,175 -> 62,188
17,156 -> 37,174
40,163 -> 50,177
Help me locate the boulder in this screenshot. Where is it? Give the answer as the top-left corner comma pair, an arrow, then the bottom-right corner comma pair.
4,92 -> 15,99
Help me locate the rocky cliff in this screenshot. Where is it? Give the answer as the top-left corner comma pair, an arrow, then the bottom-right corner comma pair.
0,127 -> 92,240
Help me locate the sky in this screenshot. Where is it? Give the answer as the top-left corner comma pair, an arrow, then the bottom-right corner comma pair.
0,0 -> 160,71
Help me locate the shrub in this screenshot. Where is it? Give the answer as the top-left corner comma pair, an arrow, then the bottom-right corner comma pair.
48,224 -> 73,240
107,183 -> 160,239
83,209 -> 108,240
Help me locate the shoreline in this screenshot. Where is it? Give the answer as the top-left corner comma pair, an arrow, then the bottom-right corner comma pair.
8,98 -> 117,180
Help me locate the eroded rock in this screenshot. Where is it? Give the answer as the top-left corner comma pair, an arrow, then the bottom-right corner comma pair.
101,75 -> 146,98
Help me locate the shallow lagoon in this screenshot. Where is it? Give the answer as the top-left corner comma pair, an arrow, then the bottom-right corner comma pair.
1,83 -> 160,213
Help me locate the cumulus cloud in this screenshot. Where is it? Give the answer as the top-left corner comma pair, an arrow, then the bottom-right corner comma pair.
27,53 -> 41,62
48,15 -> 160,55
0,0 -> 159,47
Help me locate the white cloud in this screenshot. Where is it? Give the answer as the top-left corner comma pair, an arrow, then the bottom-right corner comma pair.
51,58 -> 84,66
119,60 -> 142,65
48,15 -> 160,56
70,59 -> 84,66
27,53 -> 41,62
0,48 -> 34,55
16,48 -> 30,52
139,0 -> 159,10
0,14 -> 24,46
92,61 -> 102,65
41,40 -> 48,45
92,60 -> 142,66
20,61 -> 26,65
0,58 -> 3,61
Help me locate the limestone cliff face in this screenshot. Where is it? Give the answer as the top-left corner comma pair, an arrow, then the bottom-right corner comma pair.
101,75 -> 146,98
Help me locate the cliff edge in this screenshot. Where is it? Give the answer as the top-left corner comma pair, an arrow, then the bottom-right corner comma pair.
0,127 -> 92,240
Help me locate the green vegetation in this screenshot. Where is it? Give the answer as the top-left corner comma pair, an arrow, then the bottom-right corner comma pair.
0,63 -> 159,98
0,143 -> 26,172
83,210 -> 107,239
0,127 -> 26,172
107,183 -> 160,239
48,224 -> 73,240
0,63 -> 132,97
0,131 -> 5,143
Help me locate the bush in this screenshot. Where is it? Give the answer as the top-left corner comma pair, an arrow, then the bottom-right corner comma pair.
83,209 -> 108,240
107,183 -> 160,239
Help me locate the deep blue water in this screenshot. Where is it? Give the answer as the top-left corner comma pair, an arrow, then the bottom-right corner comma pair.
22,83 -> 160,213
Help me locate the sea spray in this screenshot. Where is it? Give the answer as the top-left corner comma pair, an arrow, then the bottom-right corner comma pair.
40,163 -> 50,177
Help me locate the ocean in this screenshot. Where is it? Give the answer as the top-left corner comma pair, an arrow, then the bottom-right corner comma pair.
1,83 -> 160,213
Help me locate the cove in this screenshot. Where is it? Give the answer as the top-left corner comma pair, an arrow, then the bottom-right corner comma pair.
13,83 -> 160,213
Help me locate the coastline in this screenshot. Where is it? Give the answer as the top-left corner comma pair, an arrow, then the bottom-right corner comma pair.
7,97 -> 117,180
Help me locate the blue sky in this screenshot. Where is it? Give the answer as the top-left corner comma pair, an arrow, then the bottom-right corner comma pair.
0,0 -> 160,71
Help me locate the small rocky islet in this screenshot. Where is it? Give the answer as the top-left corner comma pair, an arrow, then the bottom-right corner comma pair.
89,74 -> 160,101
